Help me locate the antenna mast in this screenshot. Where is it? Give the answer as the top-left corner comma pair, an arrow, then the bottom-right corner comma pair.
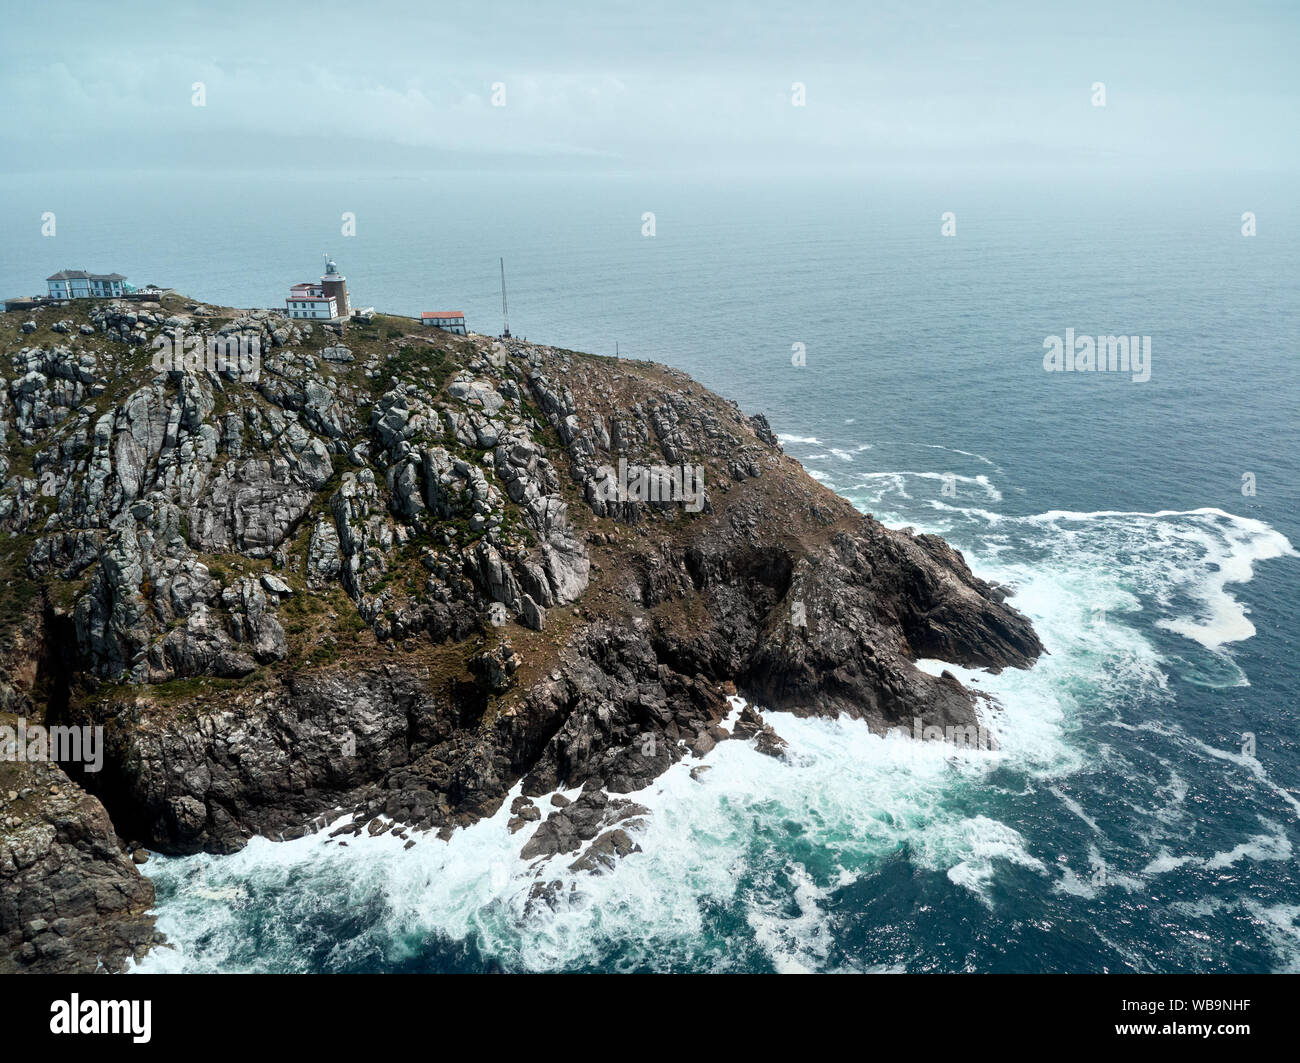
500,257 -> 511,338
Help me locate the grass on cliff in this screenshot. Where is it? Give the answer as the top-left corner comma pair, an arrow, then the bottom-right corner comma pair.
2,295 -> 775,744
0,532 -> 40,628
370,342 -> 459,398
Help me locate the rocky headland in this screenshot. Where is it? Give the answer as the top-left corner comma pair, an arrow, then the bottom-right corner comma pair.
0,294 -> 1042,972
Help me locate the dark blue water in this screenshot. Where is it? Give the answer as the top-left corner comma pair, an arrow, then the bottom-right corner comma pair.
2,170 -> 1296,972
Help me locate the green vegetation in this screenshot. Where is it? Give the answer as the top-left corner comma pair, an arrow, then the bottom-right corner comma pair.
96,672 -> 260,710
373,344 -> 458,398
0,531 -> 40,627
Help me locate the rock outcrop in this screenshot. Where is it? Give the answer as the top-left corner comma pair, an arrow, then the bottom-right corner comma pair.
0,756 -> 157,974
0,603 -> 159,972
0,295 -> 1042,972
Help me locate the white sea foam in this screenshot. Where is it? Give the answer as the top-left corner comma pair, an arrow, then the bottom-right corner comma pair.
137,548 -> 1136,972
132,471 -> 1295,974
1205,822 -> 1292,869
875,471 -> 1003,501
1144,850 -> 1196,875
918,815 -> 1047,904
871,440 -> 1001,469
890,502 -> 1293,658
1197,741 -> 1300,820
1141,819 -> 1292,876
138,683 -> 1084,972
1050,786 -> 1102,836
816,469 -> 1004,506
1243,902 -> 1300,973
745,862 -> 837,973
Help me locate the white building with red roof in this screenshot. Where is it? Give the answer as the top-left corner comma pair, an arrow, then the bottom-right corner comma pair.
421,311 -> 466,335
285,287 -> 338,320
285,256 -> 350,320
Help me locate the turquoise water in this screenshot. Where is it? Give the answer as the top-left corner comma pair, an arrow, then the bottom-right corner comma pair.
2,170 -> 1296,972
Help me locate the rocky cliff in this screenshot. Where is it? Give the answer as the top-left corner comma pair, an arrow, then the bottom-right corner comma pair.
0,294 -> 1042,972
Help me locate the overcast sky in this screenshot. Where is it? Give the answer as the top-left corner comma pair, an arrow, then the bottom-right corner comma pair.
2,0 -> 1297,174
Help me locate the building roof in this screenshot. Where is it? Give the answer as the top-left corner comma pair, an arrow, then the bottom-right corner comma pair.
421,311 -> 465,319
47,270 -> 126,281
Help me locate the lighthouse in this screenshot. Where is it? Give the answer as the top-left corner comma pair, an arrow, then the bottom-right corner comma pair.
320,255 -> 349,320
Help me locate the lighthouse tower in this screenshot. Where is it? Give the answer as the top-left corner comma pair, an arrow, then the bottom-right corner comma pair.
320,255 -> 349,319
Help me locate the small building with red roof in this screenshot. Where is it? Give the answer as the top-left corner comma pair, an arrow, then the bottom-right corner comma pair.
421,311 -> 466,335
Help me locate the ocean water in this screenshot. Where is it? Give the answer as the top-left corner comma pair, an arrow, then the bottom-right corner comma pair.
1,169 -> 1297,973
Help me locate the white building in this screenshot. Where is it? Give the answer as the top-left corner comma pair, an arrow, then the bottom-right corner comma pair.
421,311 -> 467,335
285,256 -> 350,320
285,282 -> 338,320
47,271 -> 127,299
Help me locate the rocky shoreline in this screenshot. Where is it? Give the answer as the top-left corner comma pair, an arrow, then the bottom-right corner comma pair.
0,294 -> 1041,972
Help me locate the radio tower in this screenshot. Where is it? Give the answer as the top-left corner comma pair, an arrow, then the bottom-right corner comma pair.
499,257 -> 511,339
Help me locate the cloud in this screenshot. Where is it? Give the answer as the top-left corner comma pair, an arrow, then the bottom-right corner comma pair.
1,0 -> 1297,174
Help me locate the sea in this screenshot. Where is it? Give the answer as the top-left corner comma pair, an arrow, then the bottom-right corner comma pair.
1,168 -> 1296,973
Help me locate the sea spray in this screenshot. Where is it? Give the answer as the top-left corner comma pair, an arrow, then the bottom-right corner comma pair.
133,450 -> 1299,974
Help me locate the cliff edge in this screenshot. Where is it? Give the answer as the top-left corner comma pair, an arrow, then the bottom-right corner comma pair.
0,294 -> 1042,971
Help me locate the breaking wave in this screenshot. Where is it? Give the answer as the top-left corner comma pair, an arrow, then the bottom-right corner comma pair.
134,438 -> 1298,974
